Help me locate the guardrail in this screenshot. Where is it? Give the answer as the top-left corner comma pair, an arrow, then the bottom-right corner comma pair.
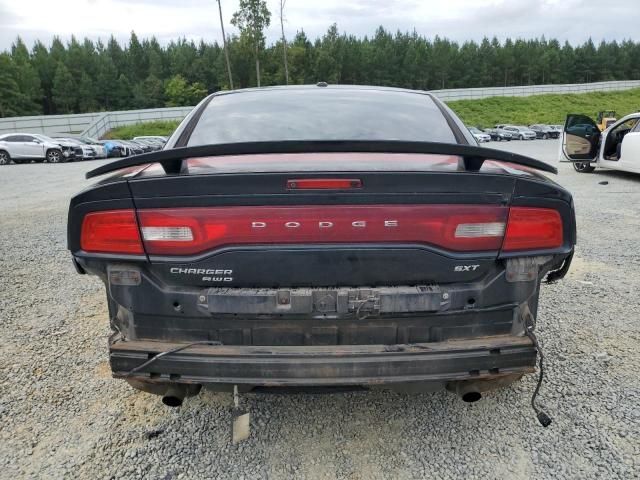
1,80 -> 640,136
0,106 -> 194,137
431,80 -> 640,101
0,112 -> 103,136
80,106 -> 194,139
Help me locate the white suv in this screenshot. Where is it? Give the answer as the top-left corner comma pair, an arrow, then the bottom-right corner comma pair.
0,133 -> 78,165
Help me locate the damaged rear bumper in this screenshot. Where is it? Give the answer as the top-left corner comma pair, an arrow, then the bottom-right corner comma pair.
110,334 -> 536,386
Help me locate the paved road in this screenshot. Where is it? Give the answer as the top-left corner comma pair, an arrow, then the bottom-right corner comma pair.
0,142 -> 638,479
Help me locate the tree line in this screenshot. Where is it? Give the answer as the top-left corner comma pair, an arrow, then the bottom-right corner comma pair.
1,21 -> 640,117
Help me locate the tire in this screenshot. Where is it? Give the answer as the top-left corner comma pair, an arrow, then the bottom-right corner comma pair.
573,161 -> 596,173
0,150 -> 10,165
543,133 -> 549,140
45,149 -> 62,163
519,134 -> 524,140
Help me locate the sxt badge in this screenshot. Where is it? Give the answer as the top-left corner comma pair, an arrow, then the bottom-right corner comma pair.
454,265 -> 480,272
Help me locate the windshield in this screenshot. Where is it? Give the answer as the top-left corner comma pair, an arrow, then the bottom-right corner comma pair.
187,88 -> 457,146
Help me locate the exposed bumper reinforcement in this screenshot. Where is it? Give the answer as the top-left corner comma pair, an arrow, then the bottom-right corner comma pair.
110,335 -> 536,386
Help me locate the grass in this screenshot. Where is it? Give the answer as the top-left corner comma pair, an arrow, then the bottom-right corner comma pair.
102,87 -> 640,138
102,120 -> 181,139
446,88 -> 640,128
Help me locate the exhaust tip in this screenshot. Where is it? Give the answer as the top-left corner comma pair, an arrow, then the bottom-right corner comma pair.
461,391 -> 482,403
162,384 -> 188,407
162,395 -> 184,407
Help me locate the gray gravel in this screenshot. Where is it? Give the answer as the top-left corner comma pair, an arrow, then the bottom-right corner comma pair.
0,142 -> 638,479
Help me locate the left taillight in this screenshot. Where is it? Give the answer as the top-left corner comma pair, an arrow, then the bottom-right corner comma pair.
80,209 -> 144,254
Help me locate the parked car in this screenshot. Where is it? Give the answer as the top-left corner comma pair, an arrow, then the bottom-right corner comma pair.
529,124 -> 560,140
122,140 -> 147,155
483,127 -> 512,141
69,85 -> 575,429
467,126 -> 491,143
561,112 -> 640,174
76,136 -> 109,159
133,135 -> 168,144
98,140 -> 128,157
0,133 -> 79,164
132,138 -> 164,151
501,125 -> 537,140
549,125 -> 564,135
53,137 -> 99,160
99,139 -> 143,157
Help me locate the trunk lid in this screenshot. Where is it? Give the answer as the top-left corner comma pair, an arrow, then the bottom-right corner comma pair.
125,153 -> 521,288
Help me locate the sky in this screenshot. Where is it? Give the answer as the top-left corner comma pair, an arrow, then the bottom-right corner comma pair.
1,0 -> 639,51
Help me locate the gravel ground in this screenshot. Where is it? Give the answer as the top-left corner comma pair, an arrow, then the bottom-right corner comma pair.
0,141 -> 638,479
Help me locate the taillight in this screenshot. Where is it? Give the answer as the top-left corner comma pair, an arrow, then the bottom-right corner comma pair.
80,210 -> 143,254
79,205 -> 563,256
136,205 -> 509,255
503,207 -> 563,251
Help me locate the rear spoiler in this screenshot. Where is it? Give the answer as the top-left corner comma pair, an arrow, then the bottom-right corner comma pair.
85,140 -> 557,179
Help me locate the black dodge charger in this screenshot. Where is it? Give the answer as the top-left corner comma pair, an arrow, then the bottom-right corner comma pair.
68,85 -> 574,427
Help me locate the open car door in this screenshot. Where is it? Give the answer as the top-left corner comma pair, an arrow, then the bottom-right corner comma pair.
561,114 -> 601,162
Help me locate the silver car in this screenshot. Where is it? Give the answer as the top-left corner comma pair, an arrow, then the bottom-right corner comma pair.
0,133 -> 77,165
502,125 -> 537,140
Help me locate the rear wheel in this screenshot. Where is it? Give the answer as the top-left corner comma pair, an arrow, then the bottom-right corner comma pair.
45,149 -> 62,163
0,150 -> 10,165
543,133 -> 549,140
519,134 -> 524,140
573,161 -> 595,173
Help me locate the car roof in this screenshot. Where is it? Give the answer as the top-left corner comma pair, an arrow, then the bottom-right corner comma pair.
214,84 -> 439,97
0,132 -> 38,137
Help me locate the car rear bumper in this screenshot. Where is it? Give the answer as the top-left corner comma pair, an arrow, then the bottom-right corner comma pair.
110,334 -> 536,386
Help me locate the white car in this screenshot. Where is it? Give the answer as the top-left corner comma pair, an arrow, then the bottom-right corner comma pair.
467,126 -> 491,143
54,137 -> 107,160
133,135 -> 168,143
501,125 -> 537,140
561,112 -> 640,174
0,133 -> 79,165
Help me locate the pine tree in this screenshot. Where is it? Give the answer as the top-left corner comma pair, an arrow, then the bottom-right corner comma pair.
3,29 -> 640,116
132,75 -> 165,108
77,72 -> 97,112
10,38 -> 43,115
0,54 -> 21,117
114,74 -> 133,110
95,55 -> 118,110
52,62 -> 76,113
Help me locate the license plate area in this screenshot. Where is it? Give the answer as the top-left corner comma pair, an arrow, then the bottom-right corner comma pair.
198,285 -> 444,317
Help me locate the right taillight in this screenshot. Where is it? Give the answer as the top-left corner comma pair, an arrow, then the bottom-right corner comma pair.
503,207 -> 563,251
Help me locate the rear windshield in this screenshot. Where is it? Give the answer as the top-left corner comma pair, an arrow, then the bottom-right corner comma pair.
186,88 -> 457,146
